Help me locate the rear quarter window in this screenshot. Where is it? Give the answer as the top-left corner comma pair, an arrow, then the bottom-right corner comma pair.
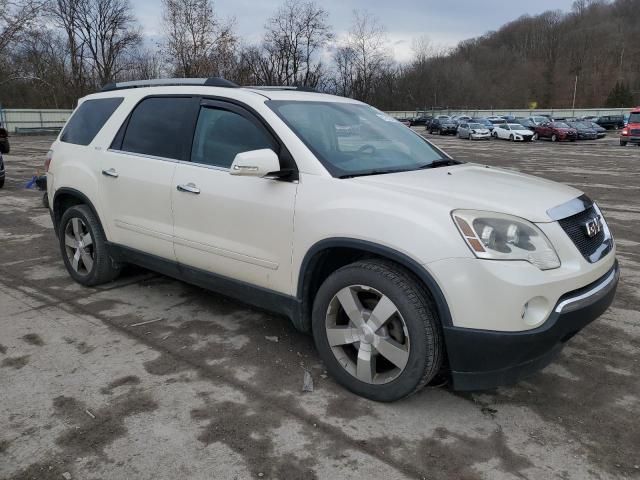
61,98 -> 123,145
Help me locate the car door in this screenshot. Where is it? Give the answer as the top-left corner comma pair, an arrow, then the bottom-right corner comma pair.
538,122 -> 550,138
171,99 -> 298,294
458,123 -> 467,138
100,96 -> 199,260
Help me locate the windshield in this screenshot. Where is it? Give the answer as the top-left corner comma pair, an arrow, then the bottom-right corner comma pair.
629,113 -> 640,123
468,123 -> 483,129
554,122 -> 570,128
268,101 -> 447,178
508,124 -> 525,130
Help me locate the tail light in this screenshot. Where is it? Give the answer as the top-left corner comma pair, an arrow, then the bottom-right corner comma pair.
45,150 -> 53,172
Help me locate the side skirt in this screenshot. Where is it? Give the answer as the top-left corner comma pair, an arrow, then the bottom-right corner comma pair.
106,242 -> 303,329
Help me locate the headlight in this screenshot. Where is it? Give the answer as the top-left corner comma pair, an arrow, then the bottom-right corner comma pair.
452,210 -> 560,270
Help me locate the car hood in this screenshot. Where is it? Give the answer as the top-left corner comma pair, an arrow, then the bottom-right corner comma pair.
512,129 -> 533,135
352,163 -> 582,223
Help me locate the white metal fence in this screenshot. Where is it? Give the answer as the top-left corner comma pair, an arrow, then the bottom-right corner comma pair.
0,108 -> 73,133
0,106 -> 633,134
385,107 -> 631,119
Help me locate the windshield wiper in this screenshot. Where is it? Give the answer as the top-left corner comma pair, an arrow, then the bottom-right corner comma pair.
339,168 -> 411,179
419,159 -> 458,168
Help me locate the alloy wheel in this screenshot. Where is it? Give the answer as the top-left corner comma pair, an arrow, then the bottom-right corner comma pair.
63,217 -> 95,275
325,285 -> 410,385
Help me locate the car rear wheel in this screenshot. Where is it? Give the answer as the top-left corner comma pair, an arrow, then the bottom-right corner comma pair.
532,133 -> 538,141
312,259 -> 443,402
59,205 -> 121,286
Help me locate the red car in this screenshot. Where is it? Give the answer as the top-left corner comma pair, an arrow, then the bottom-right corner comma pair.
620,107 -> 640,146
533,121 -> 578,142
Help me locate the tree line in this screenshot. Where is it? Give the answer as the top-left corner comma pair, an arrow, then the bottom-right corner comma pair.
0,0 -> 638,110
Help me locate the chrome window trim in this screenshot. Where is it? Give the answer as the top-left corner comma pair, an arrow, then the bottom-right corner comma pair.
555,265 -> 619,313
106,149 -> 231,172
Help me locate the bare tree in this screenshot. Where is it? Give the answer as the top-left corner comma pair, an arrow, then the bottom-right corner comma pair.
162,0 -> 236,78
334,10 -> 390,102
260,0 -> 332,87
0,0 -> 41,56
48,0 -> 87,94
74,0 -> 141,86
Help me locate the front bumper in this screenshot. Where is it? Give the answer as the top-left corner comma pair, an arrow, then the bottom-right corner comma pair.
444,261 -> 619,390
621,136 -> 640,145
470,133 -> 490,140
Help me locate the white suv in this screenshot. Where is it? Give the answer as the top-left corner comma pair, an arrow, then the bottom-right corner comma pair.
47,78 -> 619,401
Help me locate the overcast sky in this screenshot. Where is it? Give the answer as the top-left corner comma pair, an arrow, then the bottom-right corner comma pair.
135,0 -> 576,61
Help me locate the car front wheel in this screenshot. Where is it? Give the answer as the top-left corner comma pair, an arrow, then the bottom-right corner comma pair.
312,260 -> 443,402
59,204 -> 121,286
551,134 -> 558,142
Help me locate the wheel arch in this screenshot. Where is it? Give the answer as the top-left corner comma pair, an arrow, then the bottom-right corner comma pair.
52,188 -> 103,237
296,238 -> 453,332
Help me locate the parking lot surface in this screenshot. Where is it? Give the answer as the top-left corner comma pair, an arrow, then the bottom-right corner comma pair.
1,134 -> 639,480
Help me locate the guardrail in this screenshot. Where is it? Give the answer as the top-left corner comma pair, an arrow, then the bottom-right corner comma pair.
385,108 -> 632,119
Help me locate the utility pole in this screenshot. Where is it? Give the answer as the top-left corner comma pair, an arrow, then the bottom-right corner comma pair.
572,75 -> 578,115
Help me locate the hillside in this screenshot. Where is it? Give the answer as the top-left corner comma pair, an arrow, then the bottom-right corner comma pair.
383,0 -> 640,110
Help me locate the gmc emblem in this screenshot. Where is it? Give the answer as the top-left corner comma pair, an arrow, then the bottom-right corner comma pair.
584,216 -> 603,238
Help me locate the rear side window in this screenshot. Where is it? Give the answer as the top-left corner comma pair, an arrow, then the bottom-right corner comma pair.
61,98 -> 123,145
120,97 -> 195,160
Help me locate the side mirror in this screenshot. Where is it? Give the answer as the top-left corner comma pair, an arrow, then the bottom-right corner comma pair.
230,149 -> 280,178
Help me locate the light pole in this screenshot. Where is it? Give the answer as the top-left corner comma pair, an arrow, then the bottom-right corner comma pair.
571,75 -> 578,116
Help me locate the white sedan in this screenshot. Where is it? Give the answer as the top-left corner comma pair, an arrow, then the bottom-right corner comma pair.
492,123 -> 534,142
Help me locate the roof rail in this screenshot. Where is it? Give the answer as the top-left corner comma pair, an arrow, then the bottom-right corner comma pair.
100,77 -> 239,92
247,85 -> 318,93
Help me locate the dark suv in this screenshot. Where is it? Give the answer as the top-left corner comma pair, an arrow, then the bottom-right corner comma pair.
596,115 -> 625,130
429,117 -> 458,135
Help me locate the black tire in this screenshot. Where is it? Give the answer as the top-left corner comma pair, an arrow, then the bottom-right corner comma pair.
312,259 -> 443,402
0,139 -> 9,155
509,135 -> 514,141
620,140 -> 627,147
42,192 -> 49,209
551,134 -> 558,142
532,133 -> 538,141
0,176 -> 4,189
58,204 -> 121,286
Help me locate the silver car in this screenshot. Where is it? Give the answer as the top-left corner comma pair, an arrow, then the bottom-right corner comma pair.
457,122 -> 491,140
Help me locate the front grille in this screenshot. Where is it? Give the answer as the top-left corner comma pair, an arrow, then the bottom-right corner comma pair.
558,206 -> 606,261
631,129 -> 640,135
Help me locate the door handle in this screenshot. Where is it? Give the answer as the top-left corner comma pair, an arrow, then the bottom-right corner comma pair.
101,168 -> 118,178
177,183 -> 200,194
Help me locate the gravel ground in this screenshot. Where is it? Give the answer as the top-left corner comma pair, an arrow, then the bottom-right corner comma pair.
0,133 -> 638,480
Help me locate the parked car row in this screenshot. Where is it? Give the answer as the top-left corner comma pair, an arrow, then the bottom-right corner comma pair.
408,111 -> 640,144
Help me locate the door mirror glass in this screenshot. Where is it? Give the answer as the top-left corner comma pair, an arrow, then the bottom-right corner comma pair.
230,149 -> 280,177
